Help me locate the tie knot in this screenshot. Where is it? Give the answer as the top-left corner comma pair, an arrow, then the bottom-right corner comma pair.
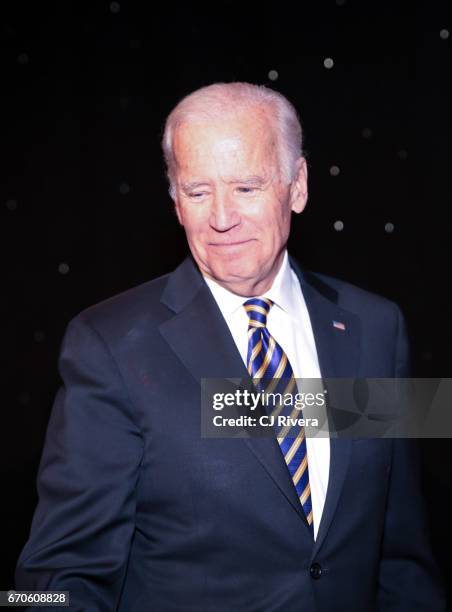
243,298 -> 273,328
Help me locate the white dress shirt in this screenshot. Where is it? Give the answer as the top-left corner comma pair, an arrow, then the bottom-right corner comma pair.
204,251 -> 330,539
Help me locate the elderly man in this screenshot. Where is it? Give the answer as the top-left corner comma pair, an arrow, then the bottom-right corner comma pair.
16,83 -> 444,611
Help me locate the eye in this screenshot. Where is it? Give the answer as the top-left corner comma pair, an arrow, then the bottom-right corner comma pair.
188,192 -> 206,199
237,186 -> 257,194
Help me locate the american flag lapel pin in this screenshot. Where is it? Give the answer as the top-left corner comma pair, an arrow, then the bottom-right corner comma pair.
333,320 -> 346,331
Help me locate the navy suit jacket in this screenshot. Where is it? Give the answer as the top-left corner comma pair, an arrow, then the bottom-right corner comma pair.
16,256 -> 445,611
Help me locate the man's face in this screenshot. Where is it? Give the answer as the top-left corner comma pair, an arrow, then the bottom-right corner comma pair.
172,108 -> 308,296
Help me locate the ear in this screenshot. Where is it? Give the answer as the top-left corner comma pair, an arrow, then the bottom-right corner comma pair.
289,157 -> 308,214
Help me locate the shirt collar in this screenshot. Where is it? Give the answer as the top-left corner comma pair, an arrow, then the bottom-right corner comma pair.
203,251 -> 299,317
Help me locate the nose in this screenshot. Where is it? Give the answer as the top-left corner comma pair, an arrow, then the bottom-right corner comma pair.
209,192 -> 241,232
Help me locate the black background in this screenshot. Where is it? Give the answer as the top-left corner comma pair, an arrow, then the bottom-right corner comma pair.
1,0 -> 450,603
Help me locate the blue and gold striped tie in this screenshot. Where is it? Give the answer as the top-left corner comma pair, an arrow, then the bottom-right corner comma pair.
244,297 -> 314,533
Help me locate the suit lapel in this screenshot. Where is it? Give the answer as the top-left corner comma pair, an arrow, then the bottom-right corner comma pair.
159,258 -> 248,381
297,267 -> 361,379
293,261 -> 359,555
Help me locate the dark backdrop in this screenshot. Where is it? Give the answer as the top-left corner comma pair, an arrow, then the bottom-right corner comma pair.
2,0 -> 450,603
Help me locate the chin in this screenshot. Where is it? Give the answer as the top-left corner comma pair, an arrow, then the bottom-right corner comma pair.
211,261 -> 260,284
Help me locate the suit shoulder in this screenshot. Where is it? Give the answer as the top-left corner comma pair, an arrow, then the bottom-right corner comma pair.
69,272 -> 171,336
303,270 -> 401,319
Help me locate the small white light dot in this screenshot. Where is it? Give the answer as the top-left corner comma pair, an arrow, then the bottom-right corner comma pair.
397,149 -> 408,160
268,69 -> 279,81
385,222 -> 395,233
334,220 -> 344,231
33,330 -> 46,343
329,165 -> 340,176
110,1 -> 120,14
439,29 -> 449,40
17,52 -> 29,65
58,263 -> 70,275
6,199 -> 17,211
119,182 -> 130,195
361,127 -> 372,139
323,57 -> 334,69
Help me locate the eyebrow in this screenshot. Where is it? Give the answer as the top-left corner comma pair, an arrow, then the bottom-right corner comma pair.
180,176 -> 267,192
180,181 -> 209,192
226,176 -> 267,186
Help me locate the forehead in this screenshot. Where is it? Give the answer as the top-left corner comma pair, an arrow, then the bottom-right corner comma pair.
173,109 -> 278,175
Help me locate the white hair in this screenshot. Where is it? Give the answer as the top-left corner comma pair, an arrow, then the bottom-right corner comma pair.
162,82 -> 303,199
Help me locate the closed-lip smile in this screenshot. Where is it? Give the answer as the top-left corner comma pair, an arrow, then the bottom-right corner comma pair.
209,239 -> 254,247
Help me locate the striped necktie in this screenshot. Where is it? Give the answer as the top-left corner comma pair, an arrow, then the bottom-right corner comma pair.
244,297 -> 314,533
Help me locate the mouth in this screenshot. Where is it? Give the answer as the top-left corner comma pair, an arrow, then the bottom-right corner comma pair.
209,239 -> 254,248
